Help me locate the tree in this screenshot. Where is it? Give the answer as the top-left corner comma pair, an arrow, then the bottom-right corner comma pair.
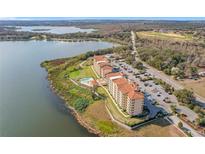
164,84 -> 172,93
171,105 -> 177,113
132,61 -> 144,70
174,89 -> 195,104
175,69 -> 185,79
193,106 -> 201,113
190,67 -> 198,77
198,118 -> 205,127
164,68 -> 171,75
125,55 -> 135,65
178,122 -> 183,128
73,98 -> 89,112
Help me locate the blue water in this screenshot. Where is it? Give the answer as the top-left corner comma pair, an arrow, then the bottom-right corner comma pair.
16,26 -> 94,34
0,40 -> 114,136
80,77 -> 94,84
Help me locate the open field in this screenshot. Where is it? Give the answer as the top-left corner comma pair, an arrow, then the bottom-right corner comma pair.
83,99 -> 185,136
136,31 -> 193,41
179,78 -> 205,98
133,118 -> 185,137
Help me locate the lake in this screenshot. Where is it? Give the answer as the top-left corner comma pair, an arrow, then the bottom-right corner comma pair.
0,40 -> 114,136
15,26 -> 94,34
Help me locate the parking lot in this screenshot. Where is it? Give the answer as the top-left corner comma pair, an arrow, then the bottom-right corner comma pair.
109,56 -> 198,122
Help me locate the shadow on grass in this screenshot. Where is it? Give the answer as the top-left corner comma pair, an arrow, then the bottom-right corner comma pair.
133,118 -> 172,131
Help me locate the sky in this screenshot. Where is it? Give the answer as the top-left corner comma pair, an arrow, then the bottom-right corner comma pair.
0,0 -> 205,18
1,17 -> 205,21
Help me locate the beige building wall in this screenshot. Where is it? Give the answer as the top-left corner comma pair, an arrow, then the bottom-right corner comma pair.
118,92 -> 128,110
126,98 -> 144,116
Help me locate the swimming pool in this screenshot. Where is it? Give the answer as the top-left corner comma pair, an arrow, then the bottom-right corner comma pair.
80,77 -> 94,86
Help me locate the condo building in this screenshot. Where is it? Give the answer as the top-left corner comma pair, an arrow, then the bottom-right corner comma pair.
93,55 -> 109,75
93,55 -> 144,116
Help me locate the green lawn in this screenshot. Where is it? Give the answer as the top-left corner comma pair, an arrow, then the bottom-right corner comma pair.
96,120 -> 119,134
69,70 -> 80,78
69,66 -> 97,80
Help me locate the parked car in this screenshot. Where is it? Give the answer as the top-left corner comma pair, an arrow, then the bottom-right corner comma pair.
163,97 -> 171,103
157,92 -> 161,97
144,83 -> 148,87
168,91 -> 172,95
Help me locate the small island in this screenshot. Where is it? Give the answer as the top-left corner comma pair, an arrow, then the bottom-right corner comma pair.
32,28 -> 50,32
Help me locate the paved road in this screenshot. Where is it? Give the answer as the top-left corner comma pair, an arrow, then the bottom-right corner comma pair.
166,116 -> 202,137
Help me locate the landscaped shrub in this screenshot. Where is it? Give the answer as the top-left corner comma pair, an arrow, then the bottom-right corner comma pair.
73,98 -> 90,112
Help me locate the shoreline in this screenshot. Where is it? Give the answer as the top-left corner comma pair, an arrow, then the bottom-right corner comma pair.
47,74 -> 102,137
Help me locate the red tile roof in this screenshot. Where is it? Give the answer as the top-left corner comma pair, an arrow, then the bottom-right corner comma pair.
101,65 -> 112,71
105,72 -> 123,78
91,80 -> 98,85
113,78 -> 128,85
119,83 -> 137,94
98,62 -> 109,68
128,91 -> 144,100
94,55 -> 107,62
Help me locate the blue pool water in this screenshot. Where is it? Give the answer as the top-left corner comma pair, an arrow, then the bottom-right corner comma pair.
80,77 -> 94,85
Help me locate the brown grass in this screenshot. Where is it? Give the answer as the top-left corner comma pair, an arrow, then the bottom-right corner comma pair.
137,31 -> 193,41
132,118 -> 185,137
179,77 -> 205,98
82,102 -> 185,137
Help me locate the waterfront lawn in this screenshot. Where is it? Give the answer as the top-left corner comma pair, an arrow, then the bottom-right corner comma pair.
96,120 -> 119,134
69,70 -> 80,78
67,66 -> 97,80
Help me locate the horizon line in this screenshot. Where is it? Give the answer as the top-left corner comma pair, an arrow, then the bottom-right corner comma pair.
1,17 -> 205,21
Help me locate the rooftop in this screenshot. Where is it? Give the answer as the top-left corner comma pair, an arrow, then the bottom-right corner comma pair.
94,55 -> 107,62
91,80 -> 98,85
113,78 -> 128,85
101,65 -> 113,71
98,62 -> 110,68
119,83 -> 137,94
128,91 -> 144,100
105,72 -> 124,78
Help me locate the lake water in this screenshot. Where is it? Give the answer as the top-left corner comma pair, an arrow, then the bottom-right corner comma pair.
16,26 -> 94,34
0,40 -> 114,136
